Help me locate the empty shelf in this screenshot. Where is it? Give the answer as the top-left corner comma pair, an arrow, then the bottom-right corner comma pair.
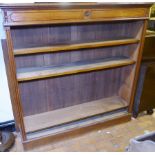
17,57 -> 135,81
14,38 -> 139,55
24,96 -> 128,133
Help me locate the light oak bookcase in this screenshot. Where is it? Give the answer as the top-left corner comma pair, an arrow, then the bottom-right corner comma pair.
0,3 -> 152,150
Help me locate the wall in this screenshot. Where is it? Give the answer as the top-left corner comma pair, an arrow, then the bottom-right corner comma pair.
0,10 -> 14,123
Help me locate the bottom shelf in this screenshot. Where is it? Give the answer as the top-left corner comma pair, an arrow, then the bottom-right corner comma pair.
26,108 -> 130,142
24,96 -> 128,133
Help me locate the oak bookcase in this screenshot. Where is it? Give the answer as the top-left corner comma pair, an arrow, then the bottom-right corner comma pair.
0,3 -> 152,149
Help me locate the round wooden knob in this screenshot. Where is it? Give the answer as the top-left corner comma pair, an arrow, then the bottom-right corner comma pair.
84,10 -> 91,18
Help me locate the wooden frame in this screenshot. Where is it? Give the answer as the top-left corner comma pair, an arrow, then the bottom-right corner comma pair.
0,3 -> 152,150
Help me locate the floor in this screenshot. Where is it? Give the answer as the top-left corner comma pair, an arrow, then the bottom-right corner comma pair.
11,112 -> 155,152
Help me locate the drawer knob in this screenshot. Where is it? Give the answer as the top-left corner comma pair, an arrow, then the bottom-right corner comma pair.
84,10 -> 92,18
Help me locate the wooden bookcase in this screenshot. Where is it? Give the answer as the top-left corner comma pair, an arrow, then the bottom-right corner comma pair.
0,3 -> 151,149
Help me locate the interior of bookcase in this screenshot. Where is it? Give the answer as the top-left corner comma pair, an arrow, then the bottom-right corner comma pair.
11,20 -> 143,134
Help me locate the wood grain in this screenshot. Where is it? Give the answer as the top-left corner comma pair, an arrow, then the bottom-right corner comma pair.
3,7 -> 149,26
24,96 -> 128,133
128,20 -> 148,112
23,111 -> 131,150
17,57 -> 135,81
19,66 -> 132,116
14,44 -> 137,69
14,38 -> 139,55
0,3 -> 152,8
11,21 -> 142,50
5,28 -> 27,140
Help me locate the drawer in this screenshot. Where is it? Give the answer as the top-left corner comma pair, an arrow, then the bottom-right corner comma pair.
4,8 -> 148,26
91,8 -> 148,19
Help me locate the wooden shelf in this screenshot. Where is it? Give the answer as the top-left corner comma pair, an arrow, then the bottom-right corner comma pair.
17,57 -> 135,82
24,96 -> 128,133
149,17 -> 155,20
27,111 -> 130,140
146,30 -> 155,38
14,38 -> 139,55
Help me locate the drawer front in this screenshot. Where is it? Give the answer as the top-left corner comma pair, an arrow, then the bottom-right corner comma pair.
4,8 -> 148,26
91,8 -> 148,19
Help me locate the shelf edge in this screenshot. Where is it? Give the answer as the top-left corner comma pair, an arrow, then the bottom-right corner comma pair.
14,38 -> 139,55
17,58 -> 135,82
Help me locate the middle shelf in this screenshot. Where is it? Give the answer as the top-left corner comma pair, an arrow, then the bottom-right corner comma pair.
17,56 -> 135,82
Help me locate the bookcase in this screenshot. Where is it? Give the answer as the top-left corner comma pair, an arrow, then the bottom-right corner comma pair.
0,3 -> 151,149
